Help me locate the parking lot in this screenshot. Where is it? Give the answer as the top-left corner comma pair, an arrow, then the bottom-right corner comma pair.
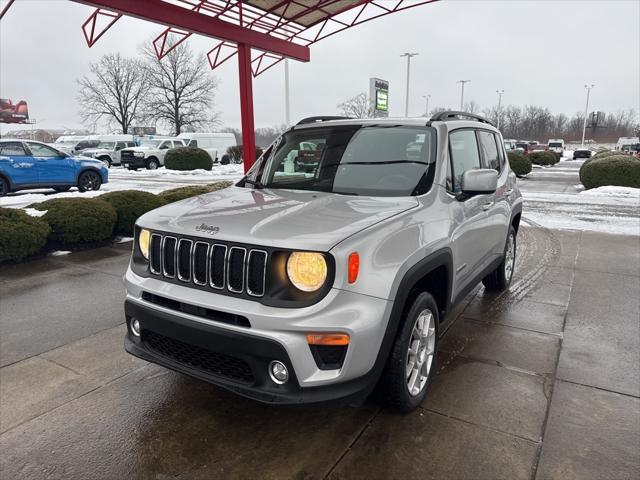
2,201 -> 638,480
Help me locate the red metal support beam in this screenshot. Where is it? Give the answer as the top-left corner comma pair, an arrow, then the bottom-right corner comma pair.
70,0 -> 310,61
237,43 -> 255,173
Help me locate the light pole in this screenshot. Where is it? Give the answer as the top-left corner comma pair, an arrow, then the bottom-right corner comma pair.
284,59 -> 290,126
581,84 -> 594,148
457,80 -> 470,110
496,89 -> 504,129
401,52 -> 419,117
423,94 -> 431,117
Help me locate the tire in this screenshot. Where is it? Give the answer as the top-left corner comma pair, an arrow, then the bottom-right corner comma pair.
0,177 -> 8,197
483,225 -> 516,291
98,156 -> 112,168
220,154 -> 230,166
77,170 -> 102,192
146,158 -> 159,170
53,186 -> 71,193
378,292 -> 439,413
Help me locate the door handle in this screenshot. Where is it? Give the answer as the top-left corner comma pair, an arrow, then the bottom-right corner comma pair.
482,201 -> 494,211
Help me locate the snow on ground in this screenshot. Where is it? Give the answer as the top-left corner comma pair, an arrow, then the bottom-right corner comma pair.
0,164 -> 245,209
521,161 -> 639,236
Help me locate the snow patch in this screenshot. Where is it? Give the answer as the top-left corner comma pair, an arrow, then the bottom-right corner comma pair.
117,236 -> 134,243
23,208 -> 47,217
579,186 -> 640,198
50,251 -> 71,256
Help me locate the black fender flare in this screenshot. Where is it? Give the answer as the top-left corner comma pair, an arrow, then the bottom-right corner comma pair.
359,248 -> 453,395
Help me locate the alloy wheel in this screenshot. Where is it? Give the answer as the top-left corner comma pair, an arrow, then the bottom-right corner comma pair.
405,309 -> 436,397
504,233 -> 515,283
81,172 -> 100,191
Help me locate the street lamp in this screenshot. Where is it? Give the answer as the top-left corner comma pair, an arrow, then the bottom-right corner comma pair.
423,94 -> 431,117
581,84 -> 595,148
401,52 -> 419,117
457,80 -> 470,111
496,89 -> 504,130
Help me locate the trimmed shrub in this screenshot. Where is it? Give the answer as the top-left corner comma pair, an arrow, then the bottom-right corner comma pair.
158,181 -> 233,204
579,155 -> 640,189
528,151 -> 557,166
507,151 -> 532,177
99,190 -> 165,235
225,145 -> 264,163
583,150 -> 630,168
164,147 -> 213,171
0,208 -> 50,262
31,198 -> 117,244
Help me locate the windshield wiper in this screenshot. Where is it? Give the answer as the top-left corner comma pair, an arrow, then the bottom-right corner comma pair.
243,178 -> 264,189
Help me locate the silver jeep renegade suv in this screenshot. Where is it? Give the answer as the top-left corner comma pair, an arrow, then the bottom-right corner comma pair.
124,111 -> 523,412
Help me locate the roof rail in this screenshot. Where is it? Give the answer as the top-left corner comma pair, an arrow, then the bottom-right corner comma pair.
296,116 -> 352,125
429,111 -> 494,126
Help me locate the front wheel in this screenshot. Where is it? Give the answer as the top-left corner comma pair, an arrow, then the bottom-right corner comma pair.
77,170 -> 102,192
146,158 -> 159,170
483,226 -> 516,291
98,156 -> 112,168
378,292 -> 439,413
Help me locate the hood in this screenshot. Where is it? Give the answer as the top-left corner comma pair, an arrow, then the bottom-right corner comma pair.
138,186 -> 419,251
71,155 -> 107,168
82,148 -> 108,156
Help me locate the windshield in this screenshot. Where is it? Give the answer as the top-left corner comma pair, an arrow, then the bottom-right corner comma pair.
139,139 -> 161,148
549,142 -> 562,148
250,125 -> 436,197
97,141 -> 116,149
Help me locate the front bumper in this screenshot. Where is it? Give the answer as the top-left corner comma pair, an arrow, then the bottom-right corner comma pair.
123,267 -> 393,404
121,157 -> 146,168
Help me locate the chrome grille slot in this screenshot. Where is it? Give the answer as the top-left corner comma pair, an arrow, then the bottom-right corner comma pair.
177,239 -> 193,282
209,244 -> 227,289
246,250 -> 267,297
149,234 -> 162,274
227,247 -> 246,293
192,242 -> 209,286
162,236 -> 177,278
147,233 -> 267,298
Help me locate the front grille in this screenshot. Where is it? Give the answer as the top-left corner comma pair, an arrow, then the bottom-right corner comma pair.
121,151 -> 135,160
144,330 -> 254,384
149,233 -> 268,297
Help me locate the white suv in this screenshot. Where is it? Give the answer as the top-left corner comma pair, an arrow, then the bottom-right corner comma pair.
120,138 -> 186,170
124,112 -> 523,412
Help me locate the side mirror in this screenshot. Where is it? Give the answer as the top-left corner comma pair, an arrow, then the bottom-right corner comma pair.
461,169 -> 498,195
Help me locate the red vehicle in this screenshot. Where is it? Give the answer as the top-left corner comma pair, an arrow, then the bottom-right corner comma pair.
0,99 -> 29,124
527,144 -> 548,154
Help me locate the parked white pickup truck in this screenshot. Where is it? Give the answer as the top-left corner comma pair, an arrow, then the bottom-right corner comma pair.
120,138 -> 187,170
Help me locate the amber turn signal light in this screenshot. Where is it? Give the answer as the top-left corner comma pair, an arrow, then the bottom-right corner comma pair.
348,252 -> 359,284
306,333 -> 350,346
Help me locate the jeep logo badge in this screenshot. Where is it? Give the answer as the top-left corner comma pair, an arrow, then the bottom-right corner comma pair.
195,223 -> 220,235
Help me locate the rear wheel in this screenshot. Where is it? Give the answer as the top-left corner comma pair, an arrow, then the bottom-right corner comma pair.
483,226 -> 516,291
146,158 -> 159,170
0,177 -> 8,197
98,156 -> 112,168
77,170 -> 101,192
378,292 -> 439,413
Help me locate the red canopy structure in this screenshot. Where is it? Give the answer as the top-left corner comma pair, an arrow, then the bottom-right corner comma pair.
2,0 -> 439,171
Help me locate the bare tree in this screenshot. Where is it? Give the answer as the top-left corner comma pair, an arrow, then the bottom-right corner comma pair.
142,42 -> 219,135
337,92 -> 372,118
463,100 -> 480,114
77,53 -> 149,134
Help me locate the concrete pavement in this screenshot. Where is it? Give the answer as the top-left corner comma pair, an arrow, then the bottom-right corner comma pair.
1,225 -> 638,479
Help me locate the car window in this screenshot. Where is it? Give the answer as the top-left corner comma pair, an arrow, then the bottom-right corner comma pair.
173,141 -> 183,148
187,139 -> 197,147
257,125 -> 436,197
495,134 -> 505,170
27,142 -> 63,157
116,142 -> 126,150
0,142 -> 27,156
159,141 -> 170,149
478,131 -> 500,171
449,130 -> 481,193
127,142 -> 136,147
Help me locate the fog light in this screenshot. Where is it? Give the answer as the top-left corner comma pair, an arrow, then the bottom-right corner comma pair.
269,360 -> 288,384
130,318 -> 141,337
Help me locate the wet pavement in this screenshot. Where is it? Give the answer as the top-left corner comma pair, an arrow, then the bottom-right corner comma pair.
1,227 -> 639,479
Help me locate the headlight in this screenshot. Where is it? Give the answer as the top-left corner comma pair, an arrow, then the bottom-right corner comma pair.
138,229 -> 151,260
134,152 -> 145,157
286,252 -> 327,292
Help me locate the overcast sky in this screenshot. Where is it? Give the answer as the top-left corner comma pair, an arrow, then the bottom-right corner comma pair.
1,0 -> 638,134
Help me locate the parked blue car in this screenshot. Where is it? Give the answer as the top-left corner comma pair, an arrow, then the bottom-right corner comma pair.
0,140 -> 108,197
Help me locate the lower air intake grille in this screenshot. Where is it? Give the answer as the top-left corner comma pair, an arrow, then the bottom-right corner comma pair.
144,330 -> 254,384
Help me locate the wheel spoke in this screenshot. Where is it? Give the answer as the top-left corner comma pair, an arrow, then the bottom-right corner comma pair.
407,367 -> 419,394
